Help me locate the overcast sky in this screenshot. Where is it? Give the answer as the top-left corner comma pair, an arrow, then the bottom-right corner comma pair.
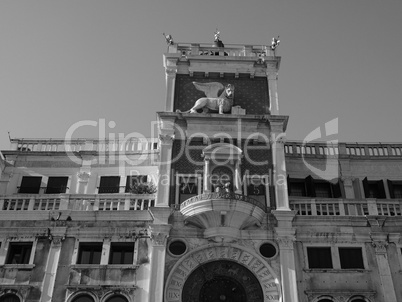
0,0 -> 401,151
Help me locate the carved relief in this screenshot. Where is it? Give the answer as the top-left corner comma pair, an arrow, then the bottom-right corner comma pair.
159,134 -> 175,145
77,171 -> 91,182
165,244 -> 281,302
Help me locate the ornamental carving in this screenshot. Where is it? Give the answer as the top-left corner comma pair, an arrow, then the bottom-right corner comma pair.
276,237 -> 294,250
159,134 -> 175,145
165,244 -> 281,302
151,232 -> 169,246
371,240 -> 388,254
77,171 -> 91,182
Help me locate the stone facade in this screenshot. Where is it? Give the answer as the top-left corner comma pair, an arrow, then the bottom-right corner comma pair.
0,39 -> 401,302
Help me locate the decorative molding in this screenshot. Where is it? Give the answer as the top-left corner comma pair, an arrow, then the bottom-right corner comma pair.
159,134 -> 175,145
77,171 -> 91,182
165,244 -> 281,302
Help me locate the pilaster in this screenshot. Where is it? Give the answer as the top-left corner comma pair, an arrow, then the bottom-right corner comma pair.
267,71 -> 279,114
271,130 -> 289,210
370,233 -> 397,302
148,225 -> 172,302
273,210 -> 299,302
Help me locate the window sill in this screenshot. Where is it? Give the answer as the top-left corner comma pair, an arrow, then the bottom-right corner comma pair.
0,264 -> 35,270
303,268 -> 369,273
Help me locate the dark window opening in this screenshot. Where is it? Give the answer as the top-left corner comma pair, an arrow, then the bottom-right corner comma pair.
109,242 -> 134,264
99,176 -> 120,194
363,178 -> 386,199
387,180 -> 402,199
288,176 -> 342,198
45,176 -> 68,194
19,176 -> 42,194
339,247 -> 364,269
307,247 -> 333,269
77,243 -> 102,264
125,175 -> 148,193
71,295 -> 95,302
179,177 -> 198,204
0,294 -> 20,302
6,242 -> 32,264
105,295 -> 128,302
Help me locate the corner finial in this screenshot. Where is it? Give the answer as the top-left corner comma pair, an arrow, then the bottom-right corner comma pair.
270,35 -> 280,50
214,29 -> 221,42
163,33 -> 174,46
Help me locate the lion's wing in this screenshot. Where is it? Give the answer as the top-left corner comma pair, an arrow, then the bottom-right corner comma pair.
193,82 -> 224,98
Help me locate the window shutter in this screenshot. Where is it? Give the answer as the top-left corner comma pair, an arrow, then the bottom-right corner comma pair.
331,181 -> 342,198
305,175 -> 316,197
377,180 -> 386,199
362,177 -> 370,198
387,179 -> 395,199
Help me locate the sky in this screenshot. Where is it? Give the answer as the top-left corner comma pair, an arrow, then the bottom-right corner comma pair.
0,0 -> 402,151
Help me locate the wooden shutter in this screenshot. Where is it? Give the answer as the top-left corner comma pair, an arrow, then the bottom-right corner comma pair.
387,179 -> 395,199
331,181 -> 342,198
362,177 -> 370,198
377,180 -> 386,199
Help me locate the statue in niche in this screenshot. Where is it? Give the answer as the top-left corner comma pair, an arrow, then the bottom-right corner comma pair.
177,82 -> 234,114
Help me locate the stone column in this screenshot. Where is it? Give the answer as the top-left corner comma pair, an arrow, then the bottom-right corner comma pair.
40,236 -> 64,302
157,133 -> 175,206
165,67 -> 177,112
273,210 -> 299,302
77,171 -> 91,194
149,225 -> 171,302
371,234 -> 397,302
271,131 -> 289,210
267,72 -> 279,115
234,160 -> 242,194
204,157 -> 211,193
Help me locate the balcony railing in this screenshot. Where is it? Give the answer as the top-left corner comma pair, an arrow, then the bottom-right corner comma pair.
180,192 -> 266,212
0,194 -> 156,212
285,142 -> 402,159
7,138 -> 159,153
168,43 -> 277,58
290,198 -> 402,216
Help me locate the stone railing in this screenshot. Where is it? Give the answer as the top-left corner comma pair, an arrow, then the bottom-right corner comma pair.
7,138 -> 159,153
180,191 -> 266,212
285,142 -> 402,158
290,198 -> 402,216
0,193 -> 156,211
168,43 -> 276,58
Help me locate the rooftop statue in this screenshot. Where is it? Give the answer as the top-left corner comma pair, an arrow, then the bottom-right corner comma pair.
270,36 -> 280,50
176,82 -> 234,114
163,33 -> 174,45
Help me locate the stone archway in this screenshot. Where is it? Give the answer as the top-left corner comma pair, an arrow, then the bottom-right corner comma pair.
165,245 -> 281,302
182,260 -> 262,302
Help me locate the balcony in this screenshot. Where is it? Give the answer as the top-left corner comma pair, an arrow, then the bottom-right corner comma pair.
167,42 -> 277,58
0,194 -> 156,221
290,197 -> 402,217
180,192 -> 266,240
6,138 -> 159,153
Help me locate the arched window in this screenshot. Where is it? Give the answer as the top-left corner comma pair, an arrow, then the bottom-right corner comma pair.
105,295 -> 128,302
0,294 -> 20,302
72,294 -> 95,302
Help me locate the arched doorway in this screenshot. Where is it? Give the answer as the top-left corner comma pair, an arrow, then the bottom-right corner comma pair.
182,260 -> 263,302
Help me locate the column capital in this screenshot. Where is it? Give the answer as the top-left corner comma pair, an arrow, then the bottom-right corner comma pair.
266,71 -> 278,80
150,225 -> 172,246
159,133 -> 175,145
165,67 -> 178,77
370,233 -> 388,254
272,210 -> 297,227
340,176 -> 355,186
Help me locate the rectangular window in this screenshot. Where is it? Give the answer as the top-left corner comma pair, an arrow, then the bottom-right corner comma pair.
98,176 -> 120,194
19,176 -> 42,194
363,178 -> 386,199
245,176 -> 268,207
175,175 -> 201,205
307,247 -> 333,269
6,242 -> 33,264
77,243 -> 102,264
387,180 -> 402,199
339,247 -> 364,269
288,179 -> 307,197
125,175 -> 148,193
45,176 -> 68,194
109,242 -> 134,264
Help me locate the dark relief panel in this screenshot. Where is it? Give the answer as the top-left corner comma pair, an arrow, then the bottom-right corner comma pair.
174,74 -> 269,115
